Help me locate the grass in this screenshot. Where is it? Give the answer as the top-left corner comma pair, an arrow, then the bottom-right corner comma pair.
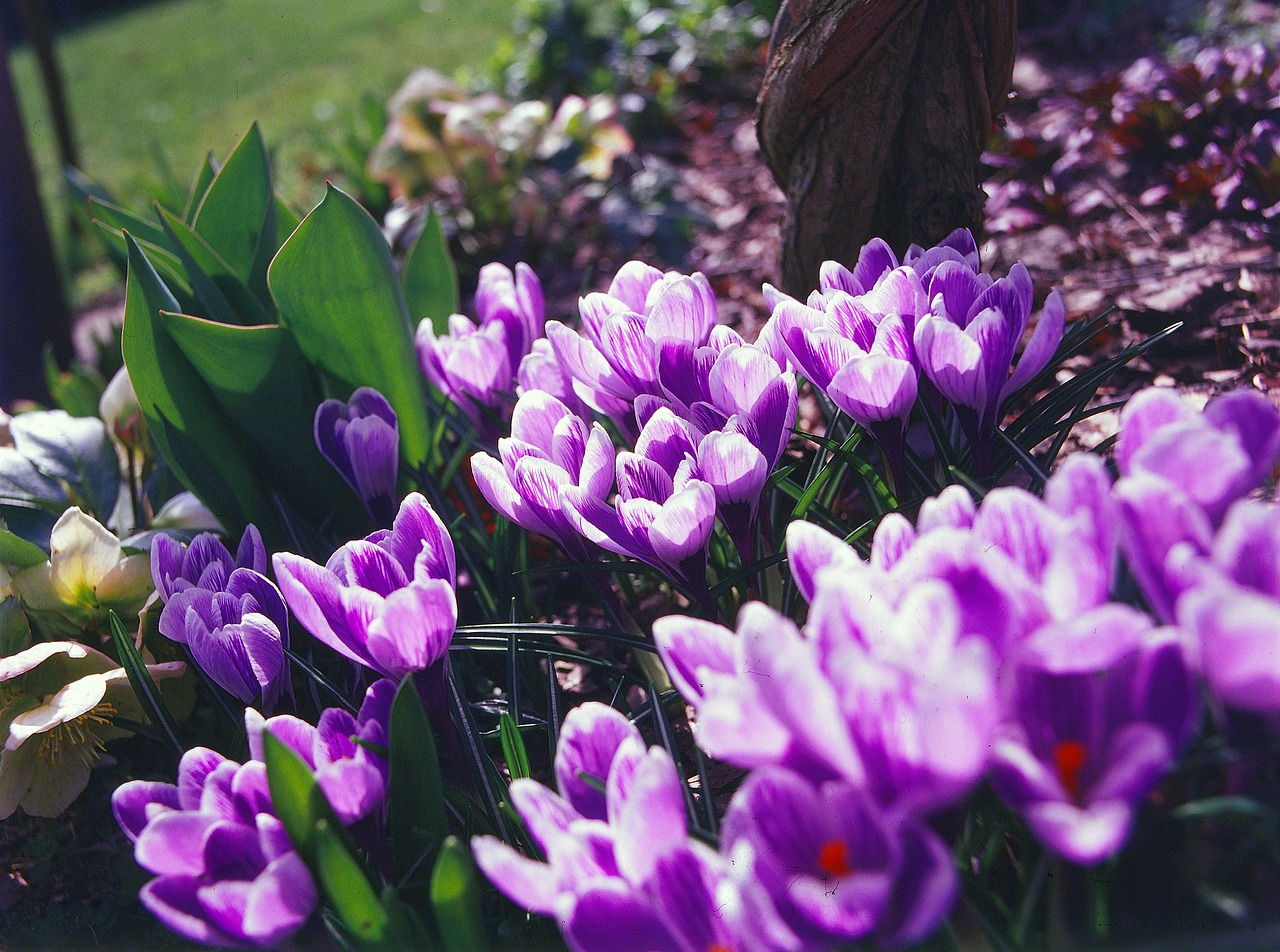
9,0 -> 510,299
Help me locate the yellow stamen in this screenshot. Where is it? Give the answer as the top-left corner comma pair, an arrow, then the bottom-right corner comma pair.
36,703 -> 115,768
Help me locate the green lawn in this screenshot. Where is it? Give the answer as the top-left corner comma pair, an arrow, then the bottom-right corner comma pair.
10,0 -> 509,291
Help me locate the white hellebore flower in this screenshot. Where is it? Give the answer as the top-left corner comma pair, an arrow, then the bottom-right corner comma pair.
12,508 -> 153,625
0,641 -> 184,818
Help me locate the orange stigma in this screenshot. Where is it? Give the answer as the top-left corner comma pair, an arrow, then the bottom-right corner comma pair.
817,838 -> 851,878
1052,739 -> 1088,803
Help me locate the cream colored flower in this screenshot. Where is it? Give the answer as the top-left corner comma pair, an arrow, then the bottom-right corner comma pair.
0,641 -> 183,818
12,508 -> 152,625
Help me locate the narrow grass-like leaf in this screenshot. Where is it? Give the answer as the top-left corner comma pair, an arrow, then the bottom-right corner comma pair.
498,712 -> 531,781
445,660 -> 512,842
431,837 -> 487,951
108,611 -> 183,757
401,205 -> 459,332
646,684 -> 699,828
388,675 -> 448,885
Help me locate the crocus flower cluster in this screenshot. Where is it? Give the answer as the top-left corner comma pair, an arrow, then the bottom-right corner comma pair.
417,262 -> 546,441
1113,387 -> 1280,713
112,682 -> 392,948
152,526 -> 291,711
273,492 -> 457,681
473,700 -> 947,950
314,387 -> 400,526
655,445 -> 1199,869
473,261 -> 797,584
766,228 -> 1064,481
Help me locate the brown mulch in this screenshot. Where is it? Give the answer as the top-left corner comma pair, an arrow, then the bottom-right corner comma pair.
660,29 -> 1280,439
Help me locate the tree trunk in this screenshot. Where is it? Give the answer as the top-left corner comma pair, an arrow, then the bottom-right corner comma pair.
0,16 -> 73,404
757,0 -> 1018,295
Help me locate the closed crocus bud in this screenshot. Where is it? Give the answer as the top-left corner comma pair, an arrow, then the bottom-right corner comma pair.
99,365 -> 146,449
314,387 -> 400,527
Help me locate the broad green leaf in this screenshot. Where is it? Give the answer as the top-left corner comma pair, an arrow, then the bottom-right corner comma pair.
401,206 -> 458,332
88,196 -> 170,250
273,195 -> 303,249
158,313 -> 366,541
314,820 -> 390,945
94,225 -> 197,309
65,165 -> 116,210
0,527 -> 49,568
498,712 -> 531,781
430,837 -> 486,952
388,675 -> 448,885
183,151 -> 220,223
262,730 -> 335,866
42,349 -> 106,418
268,184 -> 432,466
120,234 -> 279,545
0,597 -> 31,656
158,206 -> 273,325
192,123 -> 276,300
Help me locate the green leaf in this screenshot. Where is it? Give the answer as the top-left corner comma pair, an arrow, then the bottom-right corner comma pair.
269,183 -> 432,466
388,675 -> 448,885
430,837 -> 487,952
87,196 -> 170,250
0,527 -> 50,568
108,611 -> 183,757
274,195 -> 303,248
401,206 -> 458,332
157,312 -> 366,542
262,730 -> 335,866
120,234 -> 280,545
313,819 -> 390,945
42,348 -> 106,418
157,206 -> 274,325
0,597 -> 31,656
94,224 -> 198,310
498,712 -> 531,781
192,123 -> 276,300
183,151 -> 220,223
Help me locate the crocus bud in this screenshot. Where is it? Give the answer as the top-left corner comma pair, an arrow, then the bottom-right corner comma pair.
314,387 -> 399,526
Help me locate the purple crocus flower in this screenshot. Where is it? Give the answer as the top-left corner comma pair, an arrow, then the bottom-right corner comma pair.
473,705 -> 689,931
151,524 -> 266,601
314,387 -> 399,526
470,391 -> 615,559
545,263 -> 718,436
152,527 -> 289,710
417,262 -> 545,440
1115,387 -> 1280,526
562,411 -> 718,594
272,493 -> 456,680
112,684 -> 392,947
723,766 -> 959,951
1178,501 -> 1280,712
913,260 -> 1064,474
1113,387 -> 1280,620
989,605 -> 1196,864
771,270 -> 923,491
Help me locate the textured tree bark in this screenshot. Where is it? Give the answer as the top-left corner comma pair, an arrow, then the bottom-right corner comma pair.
757,0 -> 1018,295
